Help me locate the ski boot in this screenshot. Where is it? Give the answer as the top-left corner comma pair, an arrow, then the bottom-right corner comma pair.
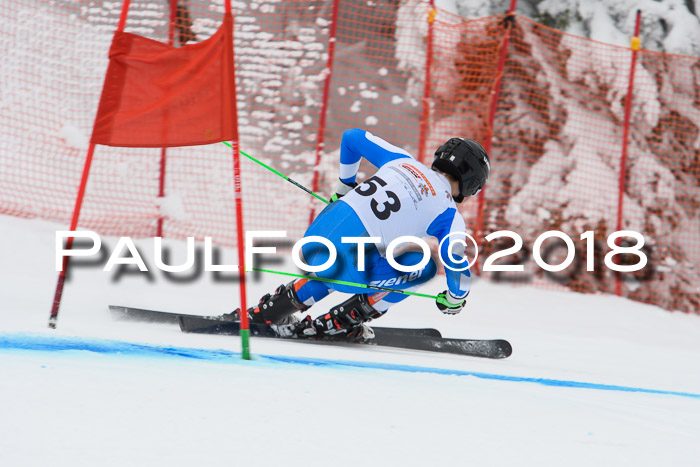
278,294 -> 381,342
224,281 -> 309,325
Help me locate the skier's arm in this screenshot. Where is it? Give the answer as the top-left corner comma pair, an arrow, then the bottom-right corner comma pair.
338,129 -> 412,185
427,208 -> 472,301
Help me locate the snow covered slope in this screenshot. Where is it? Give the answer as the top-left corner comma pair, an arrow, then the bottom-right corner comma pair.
1,214 -> 699,466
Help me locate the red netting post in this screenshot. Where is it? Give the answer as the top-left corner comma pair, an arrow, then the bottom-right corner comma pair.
116,0 -> 131,31
615,10 -> 642,296
48,0 -> 133,328
231,139 -> 250,360
48,144 -> 97,328
223,0 -> 250,359
156,0 -> 178,237
473,0 -> 517,273
418,2 -> 436,164
308,0 -> 339,226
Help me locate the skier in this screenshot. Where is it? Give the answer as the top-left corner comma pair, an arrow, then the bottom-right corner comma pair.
235,129 -> 490,341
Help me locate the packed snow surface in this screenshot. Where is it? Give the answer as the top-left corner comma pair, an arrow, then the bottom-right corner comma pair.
1,214 -> 699,466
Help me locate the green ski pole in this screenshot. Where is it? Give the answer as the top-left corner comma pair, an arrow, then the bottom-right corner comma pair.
221,142 -> 330,205
251,267 -> 439,301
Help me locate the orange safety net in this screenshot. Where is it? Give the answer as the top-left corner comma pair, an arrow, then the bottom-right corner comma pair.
1,1 -> 698,313
92,13 -> 237,147
474,16 -> 700,313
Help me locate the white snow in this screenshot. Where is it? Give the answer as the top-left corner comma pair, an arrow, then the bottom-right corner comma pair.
1,214 -> 699,466
360,89 -> 379,99
155,194 -> 188,221
57,123 -> 89,151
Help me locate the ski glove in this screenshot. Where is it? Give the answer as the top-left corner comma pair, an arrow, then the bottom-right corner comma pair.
436,290 -> 466,315
330,178 -> 358,202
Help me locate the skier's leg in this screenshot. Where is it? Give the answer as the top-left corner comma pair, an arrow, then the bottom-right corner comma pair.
294,251 -> 438,341
292,277 -> 333,308
363,250 -> 438,312
301,201 -> 373,287
282,202 -> 437,338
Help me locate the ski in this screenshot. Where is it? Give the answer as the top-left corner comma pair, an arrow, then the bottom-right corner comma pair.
109,305 -> 214,324
108,305 -> 511,359
108,305 -> 442,338
178,315 -> 512,359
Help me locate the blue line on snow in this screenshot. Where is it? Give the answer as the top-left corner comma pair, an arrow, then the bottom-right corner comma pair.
1,332 -> 698,400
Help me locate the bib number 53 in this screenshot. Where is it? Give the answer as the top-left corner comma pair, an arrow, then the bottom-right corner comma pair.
356,176 -> 401,220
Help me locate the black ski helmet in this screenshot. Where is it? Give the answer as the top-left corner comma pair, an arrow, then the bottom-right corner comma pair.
432,137 -> 490,202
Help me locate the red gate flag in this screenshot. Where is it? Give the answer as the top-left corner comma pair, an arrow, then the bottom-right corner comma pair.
92,13 -> 236,148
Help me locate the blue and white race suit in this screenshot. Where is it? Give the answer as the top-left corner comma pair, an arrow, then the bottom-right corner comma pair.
296,129 -> 471,312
